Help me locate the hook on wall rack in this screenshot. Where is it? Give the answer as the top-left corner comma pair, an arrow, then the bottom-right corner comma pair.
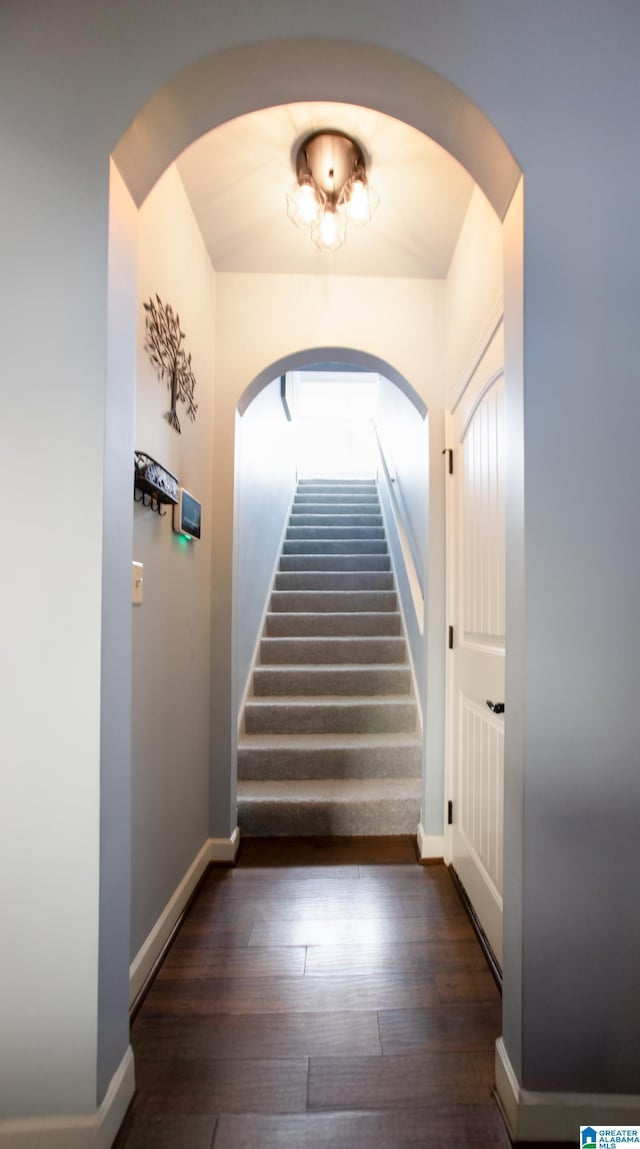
133,451 -> 179,517
134,487 -> 169,515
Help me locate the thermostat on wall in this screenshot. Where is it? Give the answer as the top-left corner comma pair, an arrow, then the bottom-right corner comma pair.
173,487 -> 201,540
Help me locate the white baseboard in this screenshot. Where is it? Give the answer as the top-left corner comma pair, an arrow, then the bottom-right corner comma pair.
0,1046 -> 134,1148
495,1036 -> 640,1142
210,826 -> 240,863
129,829 -> 240,1004
129,838 -> 211,1004
416,823 -> 444,861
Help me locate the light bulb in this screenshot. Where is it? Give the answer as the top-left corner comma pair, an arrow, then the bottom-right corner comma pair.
345,175 -> 379,226
297,183 -> 320,225
320,208 -> 338,248
348,178 -> 369,224
311,204 -> 346,252
286,179 -> 322,230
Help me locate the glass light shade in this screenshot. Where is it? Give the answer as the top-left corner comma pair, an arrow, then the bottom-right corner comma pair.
287,131 -> 376,251
286,178 -> 323,229
344,176 -> 380,226
311,204 -> 347,252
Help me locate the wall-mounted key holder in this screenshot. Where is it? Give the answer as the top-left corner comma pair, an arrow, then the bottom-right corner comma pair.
133,451 -> 179,516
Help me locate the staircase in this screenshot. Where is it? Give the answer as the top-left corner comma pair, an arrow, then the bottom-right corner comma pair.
237,478 -> 422,836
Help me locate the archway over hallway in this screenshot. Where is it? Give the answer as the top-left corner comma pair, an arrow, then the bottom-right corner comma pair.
113,38 -> 520,220
111,36 -> 524,1142
232,348 -> 433,836
237,347 -> 428,418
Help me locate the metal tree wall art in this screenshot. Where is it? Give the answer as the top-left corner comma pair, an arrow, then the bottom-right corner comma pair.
143,294 -> 198,433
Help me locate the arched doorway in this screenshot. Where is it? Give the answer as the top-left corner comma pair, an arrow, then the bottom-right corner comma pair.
109,35 -> 523,1140
232,349 -> 434,842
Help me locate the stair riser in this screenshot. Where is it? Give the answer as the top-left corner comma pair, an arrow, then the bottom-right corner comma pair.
289,515 -> 383,528
253,666 -> 412,697
293,497 -> 381,507
259,637 -> 407,664
296,491 -> 377,498
265,613 -> 402,637
270,591 -> 397,613
237,796 -> 421,836
275,572 -> 394,591
297,480 -> 377,488
245,701 -> 417,735
283,540 -> 388,554
238,744 -> 422,780
287,528 -> 386,542
279,554 -> 391,572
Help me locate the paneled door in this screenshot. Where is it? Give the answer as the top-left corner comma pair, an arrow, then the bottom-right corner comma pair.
446,334 -> 505,966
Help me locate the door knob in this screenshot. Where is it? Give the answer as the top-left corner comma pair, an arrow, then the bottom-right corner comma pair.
485,700 -> 505,714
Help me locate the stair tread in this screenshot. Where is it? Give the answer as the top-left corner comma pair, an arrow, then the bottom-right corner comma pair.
267,610 -> 402,618
297,480 -> 376,485
266,613 -> 403,636
283,545 -> 388,553
261,637 -> 406,654
292,501 -> 381,506
279,560 -> 391,571
279,562 -> 390,568
289,527 -> 383,530
260,637 -> 407,665
278,563 -> 386,567
293,511 -> 381,515
289,518 -> 382,523
271,589 -> 396,594
254,662 -> 409,673
285,536 -> 386,540
238,730 -> 421,748
261,634 -> 404,641
237,729 -> 422,780
272,590 -> 395,595
246,695 -> 415,707
275,574 -> 394,588
238,777 -> 421,798
253,662 -> 411,698
270,591 -> 397,612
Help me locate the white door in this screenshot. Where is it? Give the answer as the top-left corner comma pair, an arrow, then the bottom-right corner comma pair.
446,335 -> 505,966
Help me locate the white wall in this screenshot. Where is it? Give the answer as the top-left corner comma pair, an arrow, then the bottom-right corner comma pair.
444,185 -> 504,407
0,17 -> 110,1120
217,276 -> 444,405
97,163 -> 137,1103
234,378 -> 296,717
131,164 -> 215,959
208,272 -> 446,840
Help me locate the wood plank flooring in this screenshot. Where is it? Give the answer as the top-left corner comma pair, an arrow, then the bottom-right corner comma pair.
114,837 -> 568,1148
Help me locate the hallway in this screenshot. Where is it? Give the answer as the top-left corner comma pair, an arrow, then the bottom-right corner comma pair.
115,839 -> 520,1148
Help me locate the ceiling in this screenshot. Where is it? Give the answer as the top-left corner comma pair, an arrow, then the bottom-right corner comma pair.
176,102 -> 475,279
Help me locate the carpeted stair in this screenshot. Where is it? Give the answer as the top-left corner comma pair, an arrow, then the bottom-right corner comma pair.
237,478 -> 422,835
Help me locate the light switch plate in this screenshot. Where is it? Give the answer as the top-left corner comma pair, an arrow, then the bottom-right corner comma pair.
132,561 -> 144,605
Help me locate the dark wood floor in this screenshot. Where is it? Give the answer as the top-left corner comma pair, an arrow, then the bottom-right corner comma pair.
114,838 -> 568,1148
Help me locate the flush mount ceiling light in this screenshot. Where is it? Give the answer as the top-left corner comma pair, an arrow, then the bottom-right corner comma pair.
286,130 -> 379,253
